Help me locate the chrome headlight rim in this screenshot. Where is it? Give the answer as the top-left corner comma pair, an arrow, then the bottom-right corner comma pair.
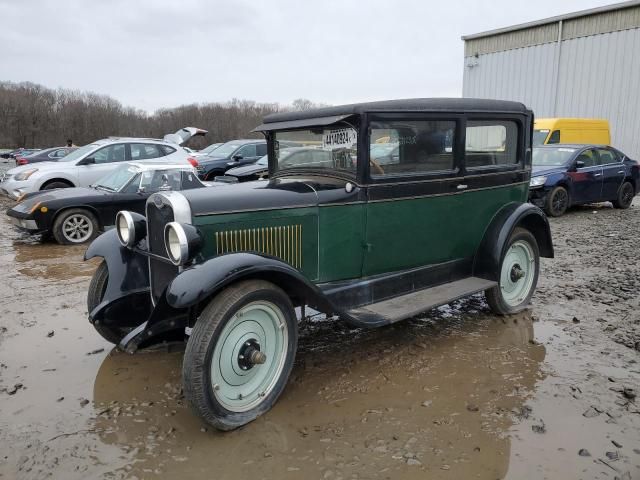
116,211 -> 135,247
164,221 -> 189,266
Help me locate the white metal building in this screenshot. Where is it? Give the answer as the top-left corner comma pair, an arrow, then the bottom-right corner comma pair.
462,1 -> 640,158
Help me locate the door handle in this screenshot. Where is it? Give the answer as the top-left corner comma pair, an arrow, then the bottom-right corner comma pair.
456,184 -> 468,190
617,170 -> 624,174
593,173 -> 602,177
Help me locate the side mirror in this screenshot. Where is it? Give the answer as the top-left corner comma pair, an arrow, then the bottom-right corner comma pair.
232,154 -> 243,161
575,160 -> 585,169
82,157 -> 96,165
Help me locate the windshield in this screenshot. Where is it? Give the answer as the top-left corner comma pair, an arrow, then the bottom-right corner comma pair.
273,124 -> 358,174
256,155 -> 268,166
59,143 -> 98,162
200,143 -> 222,154
532,147 -> 577,167
94,165 -> 139,191
533,129 -> 550,146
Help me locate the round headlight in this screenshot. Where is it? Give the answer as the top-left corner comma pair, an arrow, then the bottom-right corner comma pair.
116,211 -> 146,247
164,221 -> 203,266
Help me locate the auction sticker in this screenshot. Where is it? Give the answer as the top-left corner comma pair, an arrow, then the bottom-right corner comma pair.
323,128 -> 357,149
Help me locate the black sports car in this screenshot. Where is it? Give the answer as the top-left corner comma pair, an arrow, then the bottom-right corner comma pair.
7,162 -> 206,244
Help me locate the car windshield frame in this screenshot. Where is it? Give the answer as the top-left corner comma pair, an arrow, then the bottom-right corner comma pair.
532,147 -> 578,167
58,143 -> 99,162
271,122 -> 359,177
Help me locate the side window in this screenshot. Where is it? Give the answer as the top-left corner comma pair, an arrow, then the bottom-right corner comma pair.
130,143 -> 161,160
465,120 -> 518,169
548,130 -> 560,144
49,149 -> 66,158
255,143 -> 268,156
181,170 -> 202,189
161,145 -> 177,156
596,148 -> 618,165
92,144 -> 126,164
576,149 -> 597,168
369,118 -> 456,177
140,169 -> 182,192
236,144 -> 257,158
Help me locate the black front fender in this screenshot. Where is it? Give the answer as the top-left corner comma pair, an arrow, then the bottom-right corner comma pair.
166,253 -> 332,312
473,202 -> 554,281
85,229 -> 151,321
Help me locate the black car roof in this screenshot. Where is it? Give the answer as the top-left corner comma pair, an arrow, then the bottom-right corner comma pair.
255,98 -> 529,132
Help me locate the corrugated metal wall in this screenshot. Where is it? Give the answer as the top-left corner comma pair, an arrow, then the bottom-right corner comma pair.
463,26 -> 640,159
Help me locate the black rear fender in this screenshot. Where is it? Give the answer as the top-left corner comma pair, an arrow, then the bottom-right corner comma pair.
166,252 -> 332,315
473,202 -> 554,281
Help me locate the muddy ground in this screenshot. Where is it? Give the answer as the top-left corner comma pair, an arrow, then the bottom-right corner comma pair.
0,161 -> 638,479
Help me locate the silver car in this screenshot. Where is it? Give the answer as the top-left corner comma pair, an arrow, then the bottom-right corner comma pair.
0,127 -> 206,200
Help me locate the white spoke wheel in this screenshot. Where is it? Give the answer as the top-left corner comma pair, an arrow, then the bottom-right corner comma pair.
183,280 -> 298,431
485,227 -> 540,315
53,208 -> 99,245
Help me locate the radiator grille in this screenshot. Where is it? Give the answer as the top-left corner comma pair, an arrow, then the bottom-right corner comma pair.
146,201 -> 179,301
215,225 -> 302,269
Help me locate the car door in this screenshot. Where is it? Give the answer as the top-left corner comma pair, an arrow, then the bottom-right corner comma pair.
569,148 -> 603,204
362,115 -> 464,277
597,148 -> 625,201
77,143 -> 128,187
231,144 -> 263,168
457,118 -> 527,260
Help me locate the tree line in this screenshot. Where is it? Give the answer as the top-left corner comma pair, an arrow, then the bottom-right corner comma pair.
0,81 -> 324,149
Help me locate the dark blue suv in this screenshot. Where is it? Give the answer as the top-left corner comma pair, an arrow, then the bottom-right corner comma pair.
529,145 -> 639,216
195,139 -> 267,181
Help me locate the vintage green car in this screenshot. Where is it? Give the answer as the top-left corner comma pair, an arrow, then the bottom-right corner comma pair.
85,98 -> 553,430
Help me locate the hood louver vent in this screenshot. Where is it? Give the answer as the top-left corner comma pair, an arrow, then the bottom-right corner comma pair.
215,225 -> 302,269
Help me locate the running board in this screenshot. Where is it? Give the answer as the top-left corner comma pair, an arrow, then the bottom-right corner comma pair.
344,277 -> 496,328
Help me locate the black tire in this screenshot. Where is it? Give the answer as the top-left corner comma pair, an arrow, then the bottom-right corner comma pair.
183,279 -> 298,431
612,181 -> 634,209
544,186 -> 569,217
485,227 -> 540,315
52,208 -> 99,245
42,181 -> 71,190
87,261 -> 128,344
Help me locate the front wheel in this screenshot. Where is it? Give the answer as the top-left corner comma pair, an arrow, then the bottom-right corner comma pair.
485,227 -> 540,315
52,208 -> 99,244
183,280 -> 298,431
545,186 -> 569,217
612,181 -> 634,209
87,261 -> 130,344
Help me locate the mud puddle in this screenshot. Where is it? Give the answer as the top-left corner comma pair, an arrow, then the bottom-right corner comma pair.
0,195 -> 639,480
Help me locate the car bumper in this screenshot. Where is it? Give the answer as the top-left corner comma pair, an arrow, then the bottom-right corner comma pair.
0,179 -> 34,200
8,216 -> 40,232
528,186 -> 550,209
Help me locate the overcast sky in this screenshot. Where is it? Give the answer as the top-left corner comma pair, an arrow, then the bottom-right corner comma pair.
0,0 -> 617,112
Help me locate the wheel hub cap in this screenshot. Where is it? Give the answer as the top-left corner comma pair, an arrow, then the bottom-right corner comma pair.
210,301 -> 288,412
500,241 -> 536,307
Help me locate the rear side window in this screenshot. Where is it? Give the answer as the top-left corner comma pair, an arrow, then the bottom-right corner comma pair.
130,143 -> 162,160
548,130 -> 560,144
465,120 -> 518,169
161,145 -> 177,156
256,143 -> 268,156
596,148 -> 619,165
369,118 -> 456,177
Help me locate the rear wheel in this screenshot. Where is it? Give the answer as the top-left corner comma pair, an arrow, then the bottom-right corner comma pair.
183,280 -> 297,431
87,261 -> 129,344
52,208 -> 99,244
613,181 -> 634,209
545,186 -> 569,217
485,227 -> 540,315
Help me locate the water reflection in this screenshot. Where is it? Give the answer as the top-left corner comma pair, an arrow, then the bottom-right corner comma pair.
93,308 -> 545,479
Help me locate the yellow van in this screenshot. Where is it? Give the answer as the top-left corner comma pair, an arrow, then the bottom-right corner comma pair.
533,118 -> 610,146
